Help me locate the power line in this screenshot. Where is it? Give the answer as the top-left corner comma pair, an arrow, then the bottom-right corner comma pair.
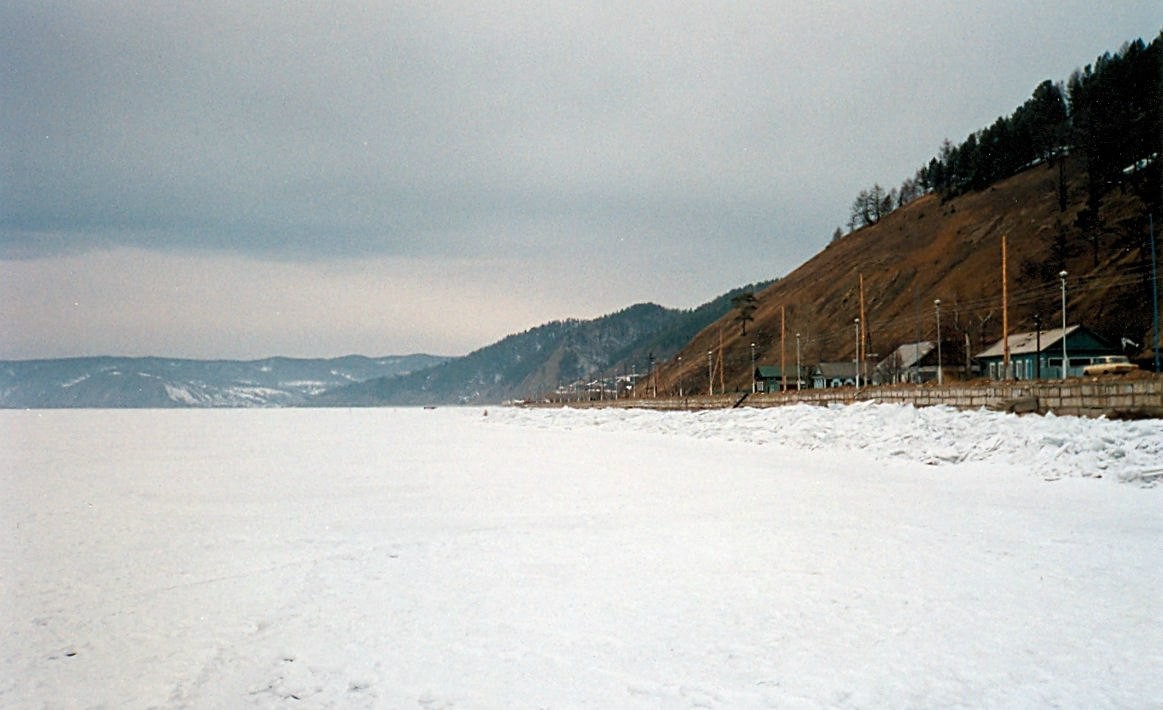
769,263 -> 1155,352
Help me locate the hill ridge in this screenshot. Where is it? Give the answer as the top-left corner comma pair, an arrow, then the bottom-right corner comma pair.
314,282 -> 775,406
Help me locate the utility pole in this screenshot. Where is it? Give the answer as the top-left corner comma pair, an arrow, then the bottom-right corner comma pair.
1002,234 -> 1010,379
707,350 -> 713,396
1152,214 -> 1160,374
1059,270 -> 1069,380
934,299 -> 943,385
913,287 -> 921,384
859,274 -> 867,385
795,332 -> 802,391
854,318 -> 861,389
780,305 -> 787,392
718,329 -> 724,395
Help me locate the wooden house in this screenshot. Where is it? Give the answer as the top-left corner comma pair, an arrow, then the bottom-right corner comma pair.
811,361 -> 858,389
874,341 -> 937,384
975,324 -> 1120,380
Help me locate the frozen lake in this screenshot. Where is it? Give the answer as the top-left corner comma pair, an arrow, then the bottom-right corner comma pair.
2,406 -> 1160,707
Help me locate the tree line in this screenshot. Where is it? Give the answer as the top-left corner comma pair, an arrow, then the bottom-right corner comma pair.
842,32 -> 1161,236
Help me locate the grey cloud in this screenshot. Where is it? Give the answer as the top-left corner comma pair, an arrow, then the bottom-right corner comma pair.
0,2 -> 937,260
2,1 -> 1160,356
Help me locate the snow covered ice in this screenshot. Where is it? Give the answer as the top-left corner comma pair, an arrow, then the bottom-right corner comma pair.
2,404 -> 1160,708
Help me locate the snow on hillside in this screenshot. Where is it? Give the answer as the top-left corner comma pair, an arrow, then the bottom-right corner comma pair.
1,405 -> 1159,707
0,355 -> 450,408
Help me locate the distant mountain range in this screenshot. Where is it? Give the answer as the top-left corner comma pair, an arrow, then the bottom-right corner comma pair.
0,281 -> 771,408
0,354 -> 447,408
313,281 -> 772,407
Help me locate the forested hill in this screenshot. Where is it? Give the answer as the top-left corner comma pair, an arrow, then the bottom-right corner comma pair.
312,281 -> 774,406
842,33 -> 1160,235
649,34 -> 1161,396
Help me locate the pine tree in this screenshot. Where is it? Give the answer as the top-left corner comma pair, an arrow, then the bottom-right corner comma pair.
731,292 -> 758,336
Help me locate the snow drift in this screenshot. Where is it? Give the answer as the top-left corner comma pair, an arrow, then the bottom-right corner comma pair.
1,404 -> 1159,707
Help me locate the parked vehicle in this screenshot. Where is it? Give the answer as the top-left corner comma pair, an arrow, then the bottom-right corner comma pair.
1082,355 -> 1138,376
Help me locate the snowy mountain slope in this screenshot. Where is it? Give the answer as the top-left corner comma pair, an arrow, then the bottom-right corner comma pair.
0,354 -> 448,408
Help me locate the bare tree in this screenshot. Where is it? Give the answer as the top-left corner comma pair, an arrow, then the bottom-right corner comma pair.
881,350 -> 905,384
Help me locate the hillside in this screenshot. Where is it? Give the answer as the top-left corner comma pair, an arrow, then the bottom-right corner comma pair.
648,156 -> 1159,395
0,281 -> 774,408
313,282 -> 773,406
0,355 -> 447,408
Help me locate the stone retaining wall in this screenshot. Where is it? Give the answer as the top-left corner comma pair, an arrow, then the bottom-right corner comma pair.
553,377 -> 1163,419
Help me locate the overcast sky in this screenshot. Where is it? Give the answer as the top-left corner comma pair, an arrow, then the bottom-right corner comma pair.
2,2 -> 1159,359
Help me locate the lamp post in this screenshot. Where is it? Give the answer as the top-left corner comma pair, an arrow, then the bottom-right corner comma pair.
677,355 -> 683,398
1034,313 -> 1042,380
795,332 -> 802,391
1059,270 -> 1068,380
854,318 -> 861,389
648,352 -> 656,398
750,342 -> 756,393
934,299 -> 943,385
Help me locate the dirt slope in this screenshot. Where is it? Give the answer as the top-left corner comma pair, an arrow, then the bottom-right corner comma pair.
649,158 -> 1158,395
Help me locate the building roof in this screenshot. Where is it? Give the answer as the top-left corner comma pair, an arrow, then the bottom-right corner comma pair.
976,325 -> 1079,359
814,361 -> 857,378
877,341 -> 935,370
755,365 -> 782,378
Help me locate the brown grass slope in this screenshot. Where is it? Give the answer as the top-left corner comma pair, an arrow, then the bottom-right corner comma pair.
649,158 -> 1158,395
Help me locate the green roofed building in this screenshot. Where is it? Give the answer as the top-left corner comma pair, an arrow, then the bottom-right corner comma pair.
975,324 -> 1120,380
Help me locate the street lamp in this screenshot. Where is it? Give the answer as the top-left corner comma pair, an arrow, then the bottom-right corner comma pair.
795,332 -> 802,391
1033,313 -> 1042,380
750,342 -> 756,393
854,318 -> 861,389
677,355 -> 683,398
648,352 -> 656,398
934,299 -> 943,385
1059,270 -> 1069,380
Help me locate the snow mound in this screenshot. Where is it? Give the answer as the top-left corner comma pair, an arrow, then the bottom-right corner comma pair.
493,403 -> 1163,483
